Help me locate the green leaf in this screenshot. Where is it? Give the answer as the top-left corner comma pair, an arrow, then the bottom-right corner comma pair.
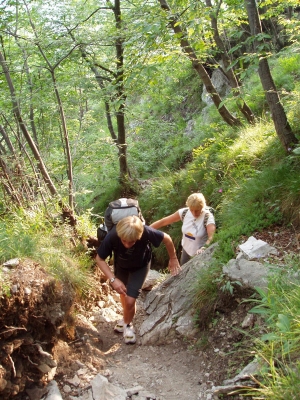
261,332 -> 279,341
292,147 -> 300,155
276,314 -> 291,333
249,307 -> 269,315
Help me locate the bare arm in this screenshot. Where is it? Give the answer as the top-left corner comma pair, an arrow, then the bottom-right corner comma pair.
150,211 -> 181,229
95,254 -> 127,295
206,223 -> 216,244
162,232 -> 181,276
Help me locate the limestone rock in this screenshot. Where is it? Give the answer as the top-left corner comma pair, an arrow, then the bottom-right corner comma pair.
91,374 -> 127,400
223,258 -> 272,289
139,244 -> 218,345
237,236 -> 278,260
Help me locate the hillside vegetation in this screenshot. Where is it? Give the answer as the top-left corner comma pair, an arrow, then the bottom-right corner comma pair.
1,2 -> 300,398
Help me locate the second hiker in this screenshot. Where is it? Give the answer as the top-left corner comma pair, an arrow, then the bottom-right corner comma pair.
150,193 -> 216,266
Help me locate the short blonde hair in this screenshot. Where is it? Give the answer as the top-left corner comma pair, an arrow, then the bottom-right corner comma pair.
116,216 -> 144,241
186,193 -> 206,211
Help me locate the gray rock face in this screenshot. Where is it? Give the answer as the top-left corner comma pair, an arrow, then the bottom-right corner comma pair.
44,380 -> 63,400
90,374 -> 127,400
142,269 -> 163,291
139,244 -> 218,345
201,68 -> 231,106
223,258 -> 270,289
223,236 -> 279,289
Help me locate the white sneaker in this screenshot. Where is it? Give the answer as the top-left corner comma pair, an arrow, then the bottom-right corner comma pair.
123,324 -> 136,344
114,319 -> 125,333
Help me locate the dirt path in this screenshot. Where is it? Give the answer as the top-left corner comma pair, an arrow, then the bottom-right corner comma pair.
52,289 -> 254,400
93,298 -> 207,400
54,296 -> 209,399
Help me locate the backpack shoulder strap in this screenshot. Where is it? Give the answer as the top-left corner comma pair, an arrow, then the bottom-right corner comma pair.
181,208 -> 189,222
204,206 -> 215,228
204,212 -> 209,228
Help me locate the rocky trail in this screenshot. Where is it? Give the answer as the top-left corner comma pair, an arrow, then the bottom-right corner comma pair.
42,285 -> 256,400
0,226 -> 299,400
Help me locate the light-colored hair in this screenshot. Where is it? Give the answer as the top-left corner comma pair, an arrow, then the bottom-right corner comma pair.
116,216 -> 144,241
186,193 -> 206,211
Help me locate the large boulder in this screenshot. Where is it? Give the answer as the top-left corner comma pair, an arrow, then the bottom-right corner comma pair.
139,244 -> 218,345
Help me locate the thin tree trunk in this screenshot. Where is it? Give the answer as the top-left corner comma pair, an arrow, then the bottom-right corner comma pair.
0,122 -> 47,203
113,0 -> 130,182
0,50 -> 58,196
79,48 -> 118,143
24,1 -> 74,209
0,124 -> 15,153
0,156 -> 23,206
17,44 -> 40,148
205,0 -> 255,124
244,0 -> 298,151
0,122 -> 34,201
158,0 -> 242,128
51,71 -> 74,210
68,11 -> 129,184
0,120 -> 45,203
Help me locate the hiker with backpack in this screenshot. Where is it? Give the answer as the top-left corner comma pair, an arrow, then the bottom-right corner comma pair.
150,193 -> 216,266
95,215 -> 181,344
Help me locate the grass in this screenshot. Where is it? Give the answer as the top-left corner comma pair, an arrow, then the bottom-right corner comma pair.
0,206 -> 96,298
243,253 -> 300,399
191,259 -> 222,329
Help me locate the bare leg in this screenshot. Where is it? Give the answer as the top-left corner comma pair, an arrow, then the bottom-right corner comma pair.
120,294 -> 136,325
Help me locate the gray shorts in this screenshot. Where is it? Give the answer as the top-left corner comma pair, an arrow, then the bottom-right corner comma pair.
180,248 -> 191,266
115,261 -> 151,298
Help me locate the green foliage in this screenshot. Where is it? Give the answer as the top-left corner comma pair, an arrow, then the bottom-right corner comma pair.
254,361 -> 300,400
139,93 -> 300,267
0,207 -> 95,296
244,253 -> 300,399
215,273 -> 243,295
273,50 -> 300,92
126,66 -> 205,177
0,208 -> 48,263
37,242 -> 94,296
75,209 -> 99,240
191,260 -> 222,329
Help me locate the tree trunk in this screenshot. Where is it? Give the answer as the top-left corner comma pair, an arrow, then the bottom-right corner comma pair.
0,156 -> 23,206
158,0 -> 242,128
0,50 -> 58,197
16,43 -> 40,148
114,0 -> 130,182
244,0 -> 298,151
51,71 -> 74,210
79,48 -> 118,144
24,4 -> 74,210
205,0 -> 255,124
72,4 -> 130,184
0,131 -> 34,203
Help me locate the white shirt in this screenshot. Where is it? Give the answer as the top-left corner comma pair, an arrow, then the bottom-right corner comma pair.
178,208 -> 215,256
